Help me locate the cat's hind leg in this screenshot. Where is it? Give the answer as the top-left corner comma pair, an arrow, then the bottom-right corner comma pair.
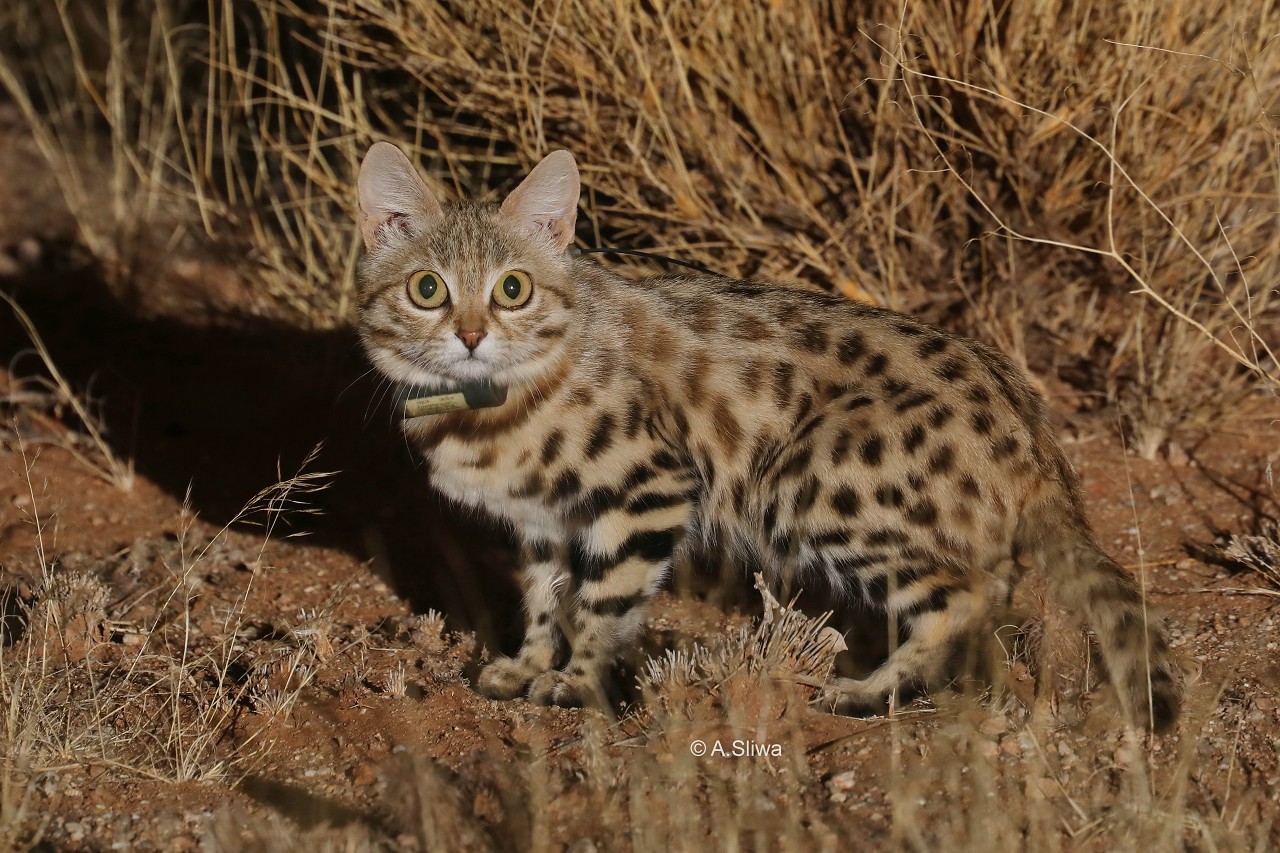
828,570 -> 993,715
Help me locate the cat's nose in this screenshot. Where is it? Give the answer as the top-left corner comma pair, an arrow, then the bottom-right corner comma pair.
457,328 -> 486,350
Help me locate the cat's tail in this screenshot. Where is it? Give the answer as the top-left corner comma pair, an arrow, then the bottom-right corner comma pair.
1016,485 -> 1182,733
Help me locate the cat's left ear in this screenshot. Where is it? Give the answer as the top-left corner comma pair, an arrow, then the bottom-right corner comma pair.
500,150 -> 580,253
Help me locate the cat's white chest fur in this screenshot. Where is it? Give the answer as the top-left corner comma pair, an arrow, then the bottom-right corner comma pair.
427,436 -> 564,542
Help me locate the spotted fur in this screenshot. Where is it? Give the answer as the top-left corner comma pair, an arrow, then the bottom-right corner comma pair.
354,143 -> 1180,730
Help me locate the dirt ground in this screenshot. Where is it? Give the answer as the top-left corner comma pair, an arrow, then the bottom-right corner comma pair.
1,117 -> 1278,852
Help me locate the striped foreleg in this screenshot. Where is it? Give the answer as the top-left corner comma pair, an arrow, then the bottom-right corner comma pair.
528,475 -> 693,708
477,539 -> 570,700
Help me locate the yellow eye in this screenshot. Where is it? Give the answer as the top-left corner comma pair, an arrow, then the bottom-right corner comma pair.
492,270 -> 533,308
407,270 -> 448,309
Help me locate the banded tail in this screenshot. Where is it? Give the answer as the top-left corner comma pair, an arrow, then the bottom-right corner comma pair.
1018,487 -> 1182,732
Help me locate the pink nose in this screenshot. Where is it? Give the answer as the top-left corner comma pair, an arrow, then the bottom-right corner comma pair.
457,328 -> 486,350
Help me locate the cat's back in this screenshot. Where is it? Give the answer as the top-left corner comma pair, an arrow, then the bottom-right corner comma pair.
590,270 -> 1047,443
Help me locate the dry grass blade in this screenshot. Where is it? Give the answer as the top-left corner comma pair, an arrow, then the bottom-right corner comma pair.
0,292 -> 133,489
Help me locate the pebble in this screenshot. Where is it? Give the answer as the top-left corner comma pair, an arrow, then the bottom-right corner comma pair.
16,237 -> 42,264
351,763 -> 378,786
827,770 -> 860,803
979,717 -> 1006,736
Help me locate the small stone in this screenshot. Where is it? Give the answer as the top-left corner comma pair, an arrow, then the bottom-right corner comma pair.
16,237 -> 42,264
827,770 -> 859,803
979,716 -> 1007,736
350,763 -> 378,786
1114,742 -> 1138,765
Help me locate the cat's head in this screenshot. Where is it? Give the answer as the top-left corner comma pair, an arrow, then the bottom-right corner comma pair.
355,142 -> 580,391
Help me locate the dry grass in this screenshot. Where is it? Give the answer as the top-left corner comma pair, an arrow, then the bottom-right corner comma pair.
203,586 -> 1268,852
1,0 -> 1277,446
1220,521 -> 1280,594
0,292 -> 134,489
0,440 -> 334,786
0,433 -> 1269,849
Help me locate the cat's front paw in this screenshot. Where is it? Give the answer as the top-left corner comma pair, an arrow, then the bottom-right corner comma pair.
477,656 -> 539,700
527,670 -> 597,708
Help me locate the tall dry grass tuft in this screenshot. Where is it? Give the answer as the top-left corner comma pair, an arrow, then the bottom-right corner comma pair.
2,1 -> 1277,447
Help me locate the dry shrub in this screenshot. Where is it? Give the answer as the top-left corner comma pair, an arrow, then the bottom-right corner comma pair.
638,574 -> 845,724
1219,519 -> 1280,591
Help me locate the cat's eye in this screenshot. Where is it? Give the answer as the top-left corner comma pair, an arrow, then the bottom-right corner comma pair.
407,270 -> 448,309
492,270 -> 533,308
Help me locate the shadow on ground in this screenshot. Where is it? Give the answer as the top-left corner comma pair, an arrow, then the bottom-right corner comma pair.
0,262 -> 521,647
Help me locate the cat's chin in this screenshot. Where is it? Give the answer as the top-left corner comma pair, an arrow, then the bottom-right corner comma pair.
446,358 -> 498,380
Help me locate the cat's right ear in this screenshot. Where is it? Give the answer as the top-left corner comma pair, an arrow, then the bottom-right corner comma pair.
357,142 -> 443,252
